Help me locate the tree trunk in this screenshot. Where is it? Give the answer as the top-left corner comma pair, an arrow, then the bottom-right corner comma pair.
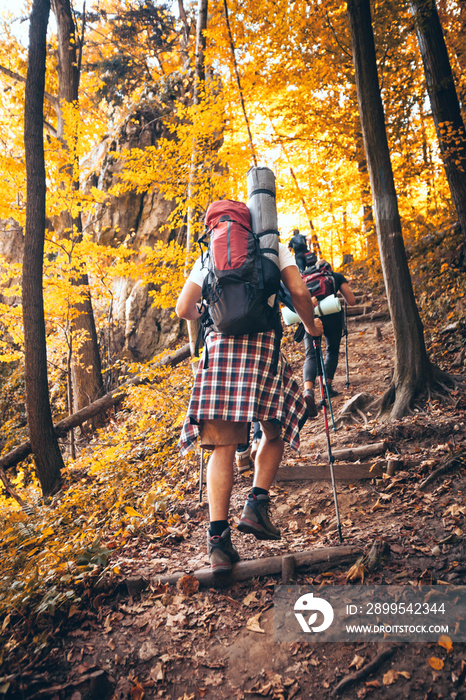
410,0 -> 466,247
346,0 -> 446,420
51,0 -> 104,414
355,127 -> 376,258
185,0 -> 208,359
23,0 -> 64,497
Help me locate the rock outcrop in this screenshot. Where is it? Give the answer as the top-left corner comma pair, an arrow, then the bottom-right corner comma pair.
81,103 -> 185,361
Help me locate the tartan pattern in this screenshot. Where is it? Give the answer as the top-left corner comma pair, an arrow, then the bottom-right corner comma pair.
178,330 -> 306,455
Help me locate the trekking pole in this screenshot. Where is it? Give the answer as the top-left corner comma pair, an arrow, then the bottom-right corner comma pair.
343,301 -> 350,389
317,343 -> 337,432
199,448 -> 204,503
313,336 -> 343,543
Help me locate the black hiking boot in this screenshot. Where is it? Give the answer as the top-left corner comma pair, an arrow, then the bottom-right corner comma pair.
304,389 -> 318,418
237,494 -> 281,540
327,384 -> 340,397
207,527 -> 240,574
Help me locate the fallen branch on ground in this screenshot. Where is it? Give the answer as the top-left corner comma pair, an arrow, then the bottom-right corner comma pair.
0,466 -> 27,508
332,644 -> 400,696
418,451 -> 466,490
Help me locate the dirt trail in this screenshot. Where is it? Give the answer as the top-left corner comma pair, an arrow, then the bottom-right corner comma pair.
17,276 -> 466,700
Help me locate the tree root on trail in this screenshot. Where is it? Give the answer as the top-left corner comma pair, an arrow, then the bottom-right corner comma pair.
332,644 -> 400,696
376,364 -> 460,422
335,392 -> 376,426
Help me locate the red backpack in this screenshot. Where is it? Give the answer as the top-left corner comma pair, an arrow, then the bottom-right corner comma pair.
301,261 -> 335,300
199,199 -> 281,336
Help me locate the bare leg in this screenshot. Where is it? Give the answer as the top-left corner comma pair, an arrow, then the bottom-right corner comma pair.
206,445 -> 237,521
238,432 -> 283,540
253,435 -> 284,490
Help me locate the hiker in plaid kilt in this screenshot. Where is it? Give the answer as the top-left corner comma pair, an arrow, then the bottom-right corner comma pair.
176,243 -> 322,574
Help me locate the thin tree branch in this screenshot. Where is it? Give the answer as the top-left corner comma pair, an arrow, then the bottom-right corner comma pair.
0,64 -> 59,108
222,0 -> 257,167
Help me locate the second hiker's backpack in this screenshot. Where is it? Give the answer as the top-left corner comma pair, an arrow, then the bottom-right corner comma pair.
301,261 -> 335,300
290,232 -> 308,253
200,199 -> 281,336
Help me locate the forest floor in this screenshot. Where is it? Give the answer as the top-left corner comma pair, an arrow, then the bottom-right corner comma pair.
5,273 -> 466,700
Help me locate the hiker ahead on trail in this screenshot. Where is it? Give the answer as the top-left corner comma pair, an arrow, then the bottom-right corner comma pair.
176,190 -> 322,576
288,228 -> 309,272
301,258 -> 356,417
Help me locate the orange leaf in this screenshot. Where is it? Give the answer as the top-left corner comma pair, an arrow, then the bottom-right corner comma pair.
428,657 -> 444,671
130,683 -> 144,700
438,634 -> 453,653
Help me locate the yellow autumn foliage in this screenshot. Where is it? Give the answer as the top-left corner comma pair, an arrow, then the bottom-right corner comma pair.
0,354 -> 195,622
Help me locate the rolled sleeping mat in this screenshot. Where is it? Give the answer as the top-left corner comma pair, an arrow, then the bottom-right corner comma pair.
247,166 -> 279,270
281,294 -> 341,326
315,294 -> 341,317
281,306 -> 301,325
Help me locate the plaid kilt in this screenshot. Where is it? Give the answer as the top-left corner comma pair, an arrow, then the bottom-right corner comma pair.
178,330 -> 307,455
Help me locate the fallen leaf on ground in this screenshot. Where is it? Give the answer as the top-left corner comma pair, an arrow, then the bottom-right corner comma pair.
244,591 -> 259,606
372,499 -> 388,512
382,669 -> 398,685
176,574 -> 199,596
428,657 -> 444,671
442,504 -> 466,517
438,634 -> 453,653
246,611 -> 265,633
130,681 -> 145,700
203,672 -> 224,687
346,558 -> 367,583
125,506 -> 143,518
349,654 -> 365,670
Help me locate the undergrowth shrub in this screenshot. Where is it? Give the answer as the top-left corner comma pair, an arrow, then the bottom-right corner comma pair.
0,352 -> 195,669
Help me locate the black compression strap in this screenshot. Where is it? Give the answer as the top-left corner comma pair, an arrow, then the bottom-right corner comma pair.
261,247 -> 279,257
249,188 -> 276,198
257,229 -> 280,238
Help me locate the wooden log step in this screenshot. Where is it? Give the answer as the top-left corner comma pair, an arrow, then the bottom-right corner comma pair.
332,442 -> 386,460
276,462 -> 383,481
155,545 -> 363,587
345,304 -> 373,316
338,290 -> 366,299
350,310 -> 390,323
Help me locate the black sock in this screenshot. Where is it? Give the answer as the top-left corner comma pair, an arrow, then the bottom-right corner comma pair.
209,520 -> 229,536
251,487 -> 268,497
